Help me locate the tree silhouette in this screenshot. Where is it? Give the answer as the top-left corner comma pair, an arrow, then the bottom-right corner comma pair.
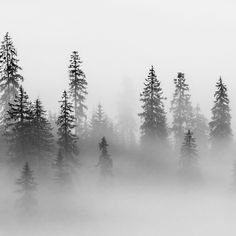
0,32 -> 23,120
31,98 -> 54,165
98,137 -> 112,177
16,162 -> 37,212
139,66 -> 168,144
209,77 -> 232,151
68,51 -> 88,136
4,86 -> 33,163
57,90 -> 79,164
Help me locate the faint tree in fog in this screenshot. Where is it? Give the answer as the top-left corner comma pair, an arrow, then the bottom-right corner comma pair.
48,111 -> 58,138
4,86 -> 33,163
192,104 -> 209,154
117,78 -> 136,149
0,32 -> 23,120
139,66 -> 168,144
31,98 -> 54,166
90,103 -> 107,140
68,51 -> 88,136
209,77 -> 232,151
170,72 -> 193,148
179,130 -> 199,179
97,137 -> 112,177
53,149 -> 71,186
57,90 -> 79,164
16,162 -> 37,212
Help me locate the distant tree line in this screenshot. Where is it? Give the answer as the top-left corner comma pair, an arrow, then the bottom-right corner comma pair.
0,32 -> 234,210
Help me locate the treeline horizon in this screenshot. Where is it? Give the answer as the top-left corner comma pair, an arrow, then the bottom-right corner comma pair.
0,32 -> 235,212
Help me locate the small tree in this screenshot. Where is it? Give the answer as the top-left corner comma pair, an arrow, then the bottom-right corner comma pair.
0,32 -> 23,119
179,130 -> 199,180
98,137 -> 112,177
68,51 -> 88,136
209,77 -> 232,152
16,162 -> 37,212
57,90 -> 79,164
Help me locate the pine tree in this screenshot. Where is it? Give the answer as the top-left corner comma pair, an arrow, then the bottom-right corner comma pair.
68,51 -> 88,136
16,162 -> 37,212
170,72 -> 193,148
139,66 -> 168,143
97,137 -> 112,177
0,32 -> 23,119
209,77 -> 232,150
31,98 -> 54,165
4,86 -> 33,162
57,90 -> 79,164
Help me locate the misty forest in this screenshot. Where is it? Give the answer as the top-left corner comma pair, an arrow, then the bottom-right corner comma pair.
0,32 -> 236,236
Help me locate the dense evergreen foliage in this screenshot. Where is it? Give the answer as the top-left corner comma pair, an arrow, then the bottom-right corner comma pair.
57,90 -> 79,164
31,98 -> 54,165
68,51 -> 88,136
4,86 -> 32,163
0,32 -> 23,119
139,66 -> 168,144
209,77 -> 232,149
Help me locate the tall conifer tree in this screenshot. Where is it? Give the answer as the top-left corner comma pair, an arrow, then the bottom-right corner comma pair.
57,90 -> 78,164
31,98 -> 54,164
139,66 -> 168,144
0,32 -> 23,119
68,51 -> 88,136
4,86 -> 32,162
209,77 -> 232,150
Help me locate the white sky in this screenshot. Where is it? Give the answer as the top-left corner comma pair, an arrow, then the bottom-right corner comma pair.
1,0 -> 236,132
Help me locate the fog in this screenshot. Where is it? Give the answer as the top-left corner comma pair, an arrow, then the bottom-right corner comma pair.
1,0 -> 236,235
1,154 -> 236,236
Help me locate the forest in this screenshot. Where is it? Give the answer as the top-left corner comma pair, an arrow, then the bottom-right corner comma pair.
0,32 -> 235,236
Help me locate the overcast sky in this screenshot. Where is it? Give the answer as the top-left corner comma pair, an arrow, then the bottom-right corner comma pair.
1,0 -> 236,132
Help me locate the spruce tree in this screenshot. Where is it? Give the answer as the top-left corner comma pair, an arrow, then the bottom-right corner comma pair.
0,32 -> 23,119
31,98 -> 54,165
4,86 -> 33,162
170,72 -> 193,148
139,66 -> 168,143
68,51 -> 88,136
16,162 -> 37,212
57,90 -> 78,164
97,137 -> 112,177
209,77 -> 232,150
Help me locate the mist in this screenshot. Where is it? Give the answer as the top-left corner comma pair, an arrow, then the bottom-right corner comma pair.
1,0 -> 236,236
